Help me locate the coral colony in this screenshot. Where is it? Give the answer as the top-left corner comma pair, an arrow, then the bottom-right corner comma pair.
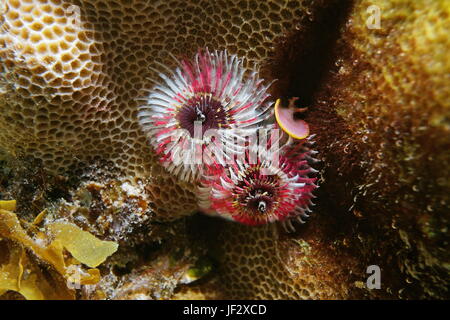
139,49 -> 318,230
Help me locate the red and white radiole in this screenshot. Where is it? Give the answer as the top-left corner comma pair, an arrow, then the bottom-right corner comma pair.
138,48 -> 319,231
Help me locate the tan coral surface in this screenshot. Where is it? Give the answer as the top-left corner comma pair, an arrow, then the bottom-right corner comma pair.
0,0 -> 449,300
0,0 -> 314,218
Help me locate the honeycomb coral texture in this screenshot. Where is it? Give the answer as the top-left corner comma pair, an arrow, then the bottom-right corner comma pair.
1,0 -> 448,301
0,0 -> 311,218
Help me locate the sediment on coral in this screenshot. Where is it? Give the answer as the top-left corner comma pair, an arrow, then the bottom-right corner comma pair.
175,0 -> 450,299
307,0 -> 450,299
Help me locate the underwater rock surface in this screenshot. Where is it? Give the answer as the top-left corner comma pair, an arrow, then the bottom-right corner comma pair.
0,0 -> 449,299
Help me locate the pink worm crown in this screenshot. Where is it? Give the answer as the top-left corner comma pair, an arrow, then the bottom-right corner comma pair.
138,49 -> 318,230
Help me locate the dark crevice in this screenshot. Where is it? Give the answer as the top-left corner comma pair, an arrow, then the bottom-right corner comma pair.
268,0 -> 355,107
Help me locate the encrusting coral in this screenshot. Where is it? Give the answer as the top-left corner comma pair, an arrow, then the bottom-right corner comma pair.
0,0 -> 449,300
0,0 -> 316,219
190,0 -> 449,299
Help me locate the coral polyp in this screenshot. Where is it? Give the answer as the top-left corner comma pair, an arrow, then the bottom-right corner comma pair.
199,137 -> 318,230
138,49 -> 273,181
